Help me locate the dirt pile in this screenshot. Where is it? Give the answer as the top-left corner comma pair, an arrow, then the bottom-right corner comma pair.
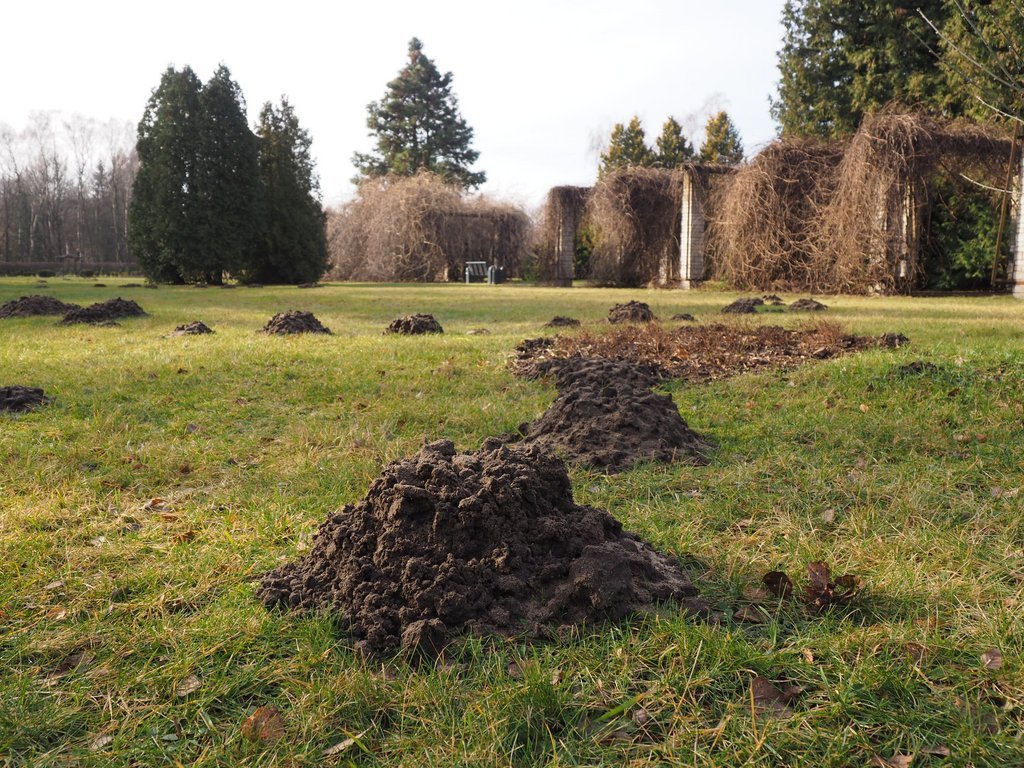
509,358 -> 710,473
608,301 -> 656,323
385,313 -> 444,335
0,386 -> 51,413
789,298 -> 828,312
258,440 -> 699,654
171,321 -> 214,336
762,294 -> 785,306
721,297 -> 763,314
60,298 -> 146,325
512,322 -> 907,383
545,316 -> 581,328
261,311 -> 332,335
0,295 -> 81,319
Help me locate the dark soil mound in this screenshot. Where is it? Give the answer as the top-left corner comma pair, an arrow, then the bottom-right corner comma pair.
171,321 -> 214,336
0,386 -> 51,413
879,332 -> 910,348
512,358 -> 710,473
608,301 -> 656,323
545,316 -> 581,328
261,311 -> 332,335
60,297 -> 146,325
721,297 -> 763,314
386,314 -> 444,335
762,294 -> 785,306
258,440 -> 699,655
671,313 -> 696,322
789,298 -> 828,312
0,295 -> 80,319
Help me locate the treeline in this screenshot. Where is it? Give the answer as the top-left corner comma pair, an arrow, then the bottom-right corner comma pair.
0,114 -> 137,270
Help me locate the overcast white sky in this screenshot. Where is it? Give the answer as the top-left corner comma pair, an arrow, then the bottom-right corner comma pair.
2,0 -> 787,208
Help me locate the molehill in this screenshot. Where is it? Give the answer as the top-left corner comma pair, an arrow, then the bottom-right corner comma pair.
261,311 -> 332,335
171,321 -> 215,336
385,314 -> 444,335
0,295 -> 80,319
61,298 -> 146,325
0,386 -> 51,413
258,440 -> 700,655
607,301 -> 656,323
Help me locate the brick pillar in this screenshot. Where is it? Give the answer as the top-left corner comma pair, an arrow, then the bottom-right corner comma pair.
679,170 -> 705,289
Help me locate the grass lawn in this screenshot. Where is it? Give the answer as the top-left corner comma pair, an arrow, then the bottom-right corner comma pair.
1,276 -> 1022,766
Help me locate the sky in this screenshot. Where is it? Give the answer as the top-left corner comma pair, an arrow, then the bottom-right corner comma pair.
2,0 -> 787,208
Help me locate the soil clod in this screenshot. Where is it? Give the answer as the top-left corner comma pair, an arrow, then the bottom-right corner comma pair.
1,385 -> 51,413
171,321 -> 215,336
545,316 -> 581,328
789,298 -> 828,312
879,332 -> 910,348
0,295 -> 81,319
60,298 -> 146,325
258,440 -> 699,654
261,311 -> 332,335
762,294 -> 785,306
608,301 -> 656,323
385,314 -> 444,335
721,297 -> 763,314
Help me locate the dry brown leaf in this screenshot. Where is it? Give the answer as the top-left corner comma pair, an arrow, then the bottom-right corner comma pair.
802,648 -> 815,665
870,754 -> 914,768
905,643 -> 926,664
43,580 -> 65,591
981,648 -> 1003,670
175,674 -> 201,697
859,403 -> 870,413
763,571 -> 795,599
734,605 -> 769,624
89,734 -> 114,751
921,745 -> 950,757
750,676 -> 794,718
821,508 -> 836,523
241,705 -> 286,745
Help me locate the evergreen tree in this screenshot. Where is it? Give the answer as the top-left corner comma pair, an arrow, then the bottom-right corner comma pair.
193,65 -> 260,284
698,112 -> 745,164
128,66 -> 203,283
599,116 -> 655,176
248,98 -> 327,284
772,0 -> 949,138
654,116 -> 694,168
353,38 -> 485,189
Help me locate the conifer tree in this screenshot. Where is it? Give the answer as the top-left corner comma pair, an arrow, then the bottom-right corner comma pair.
654,116 -> 694,168
698,112 -> 745,165
599,116 -> 654,176
128,66 -> 203,283
353,38 -> 485,189
248,98 -> 327,284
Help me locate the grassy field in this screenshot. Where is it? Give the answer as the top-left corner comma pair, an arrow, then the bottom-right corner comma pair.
1,277 -> 1022,767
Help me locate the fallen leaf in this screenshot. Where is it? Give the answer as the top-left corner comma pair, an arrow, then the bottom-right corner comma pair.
43,580 -> 65,591
859,403 -> 870,413
921,745 -> 950,757
506,660 -> 523,679
750,676 -> 794,718
323,729 -> 369,756
870,754 -> 913,768
89,733 -> 114,751
241,705 -> 285,745
981,648 -> 1003,670
734,605 -> 768,624
175,674 -> 201,697
905,643 -> 926,664
802,648 -> 815,665
763,571 -> 795,599
821,508 -> 836,523
143,498 -> 168,512
631,707 -> 650,727
550,669 -> 563,686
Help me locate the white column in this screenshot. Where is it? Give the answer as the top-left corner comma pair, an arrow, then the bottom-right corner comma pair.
679,170 -> 705,289
1013,152 -> 1024,298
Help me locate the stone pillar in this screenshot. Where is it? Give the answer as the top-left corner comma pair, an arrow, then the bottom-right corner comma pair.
679,169 -> 705,289
554,218 -> 574,287
1013,153 -> 1024,298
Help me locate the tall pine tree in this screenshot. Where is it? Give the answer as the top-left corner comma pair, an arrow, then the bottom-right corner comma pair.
698,112 -> 744,164
128,66 -> 203,283
248,98 -> 327,284
353,38 -> 485,189
654,116 -> 694,168
598,116 -> 654,176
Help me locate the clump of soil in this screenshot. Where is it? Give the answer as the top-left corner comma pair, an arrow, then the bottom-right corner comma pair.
0,295 -> 81,319
60,297 -> 146,325
721,297 -> 763,314
1,385 -> 51,413
171,321 -> 214,336
671,313 -> 696,322
261,311 -> 332,335
92,283 -> 107,288
511,358 -> 711,473
257,440 -> 699,655
789,298 -> 828,312
545,316 -> 581,328
512,322 -> 905,384
762,294 -> 785,306
879,332 -> 910,348
385,313 -> 444,335
608,301 -> 656,323
894,360 -> 938,377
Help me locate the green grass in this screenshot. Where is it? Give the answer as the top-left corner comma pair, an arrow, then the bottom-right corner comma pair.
1,276 -> 1022,766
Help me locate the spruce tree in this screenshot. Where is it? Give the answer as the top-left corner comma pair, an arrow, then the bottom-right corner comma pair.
193,65 -> 260,284
654,116 -> 694,168
128,66 -> 203,283
248,98 -> 327,284
698,112 -> 745,165
353,38 -> 485,189
598,116 -> 655,176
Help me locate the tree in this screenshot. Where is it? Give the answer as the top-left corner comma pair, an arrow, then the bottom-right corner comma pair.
599,116 -> 655,175
353,38 -> 485,189
129,66 -> 203,282
654,116 -> 694,168
698,112 -> 745,164
248,98 -> 327,284
772,0 -> 949,138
